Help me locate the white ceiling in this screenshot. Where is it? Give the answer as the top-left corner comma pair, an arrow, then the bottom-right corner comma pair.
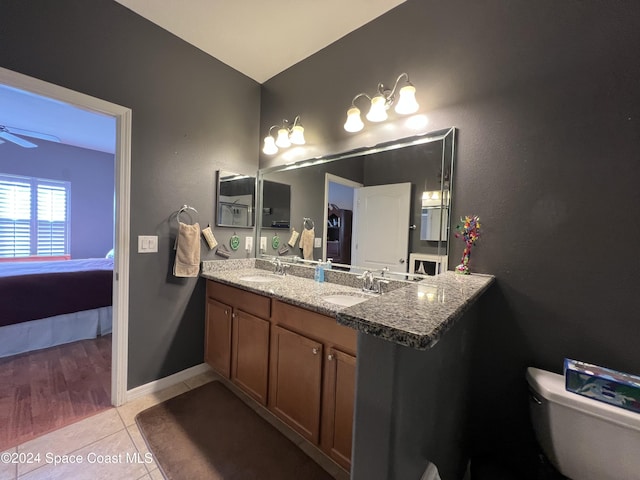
0,1 -> 405,155
0,84 -> 116,154
114,0 -> 406,83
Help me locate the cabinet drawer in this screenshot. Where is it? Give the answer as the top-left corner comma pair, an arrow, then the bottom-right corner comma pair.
272,300 -> 356,355
207,280 -> 271,319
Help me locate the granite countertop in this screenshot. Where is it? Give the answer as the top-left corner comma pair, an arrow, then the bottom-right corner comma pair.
201,259 -> 494,350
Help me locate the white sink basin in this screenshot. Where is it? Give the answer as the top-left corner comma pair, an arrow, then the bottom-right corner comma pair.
238,274 -> 281,283
322,294 -> 369,307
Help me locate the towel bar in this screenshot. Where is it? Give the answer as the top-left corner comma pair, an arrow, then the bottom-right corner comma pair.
303,217 -> 314,230
177,205 -> 198,224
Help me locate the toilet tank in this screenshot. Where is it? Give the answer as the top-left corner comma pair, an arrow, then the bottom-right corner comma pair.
526,367 -> 640,480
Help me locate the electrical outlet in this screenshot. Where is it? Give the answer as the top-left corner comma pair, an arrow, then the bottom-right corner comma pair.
314,237 -> 322,248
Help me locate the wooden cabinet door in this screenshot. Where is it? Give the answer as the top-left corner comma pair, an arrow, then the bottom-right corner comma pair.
322,348 -> 356,470
205,298 -> 232,378
269,325 -> 323,443
231,310 -> 270,405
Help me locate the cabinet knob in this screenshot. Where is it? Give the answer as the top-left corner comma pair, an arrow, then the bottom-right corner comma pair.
327,354 -> 334,361
312,348 -> 319,355
224,310 -> 229,315
232,312 -> 236,319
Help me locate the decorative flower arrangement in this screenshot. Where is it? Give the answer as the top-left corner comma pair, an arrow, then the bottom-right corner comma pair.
454,215 -> 481,274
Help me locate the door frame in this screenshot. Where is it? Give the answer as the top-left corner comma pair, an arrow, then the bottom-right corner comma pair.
0,67 -> 131,406
323,173 -> 362,262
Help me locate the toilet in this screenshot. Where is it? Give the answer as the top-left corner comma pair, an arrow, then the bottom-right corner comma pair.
526,367 -> 640,480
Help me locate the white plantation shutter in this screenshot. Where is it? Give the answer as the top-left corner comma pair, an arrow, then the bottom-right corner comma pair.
0,178 -> 31,257
37,182 -> 69,255
0,174 -> 70,258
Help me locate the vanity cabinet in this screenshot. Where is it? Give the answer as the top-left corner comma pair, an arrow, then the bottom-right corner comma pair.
270,325 -> 324,442
205,297 -> 232,378
204,280 -> 357,471
232,310 -> 270,405
205,281 -> 271,404
322,348 -> 356,470
270,299 -> 357,468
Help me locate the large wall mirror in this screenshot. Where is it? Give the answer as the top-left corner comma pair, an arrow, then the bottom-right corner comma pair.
216,170 -> 256,228
256,127 -> 456,274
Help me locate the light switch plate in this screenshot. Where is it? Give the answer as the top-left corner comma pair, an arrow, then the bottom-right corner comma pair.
314,237 -> 322,248
260,237 -> 267,251
245,236 -> 253,251
138,235 -> 158,253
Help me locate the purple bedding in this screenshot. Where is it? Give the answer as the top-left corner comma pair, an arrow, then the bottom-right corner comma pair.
0,267 -> 113,328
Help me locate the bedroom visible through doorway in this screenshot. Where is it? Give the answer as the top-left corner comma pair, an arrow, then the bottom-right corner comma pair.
0,67 -> 131,449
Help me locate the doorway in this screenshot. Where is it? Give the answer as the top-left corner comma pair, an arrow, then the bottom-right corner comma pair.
0,67 -> 131,408
323,174 -> 362,265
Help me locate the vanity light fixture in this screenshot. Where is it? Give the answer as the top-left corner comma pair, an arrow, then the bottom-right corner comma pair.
344,73 -> 419,133
263,116 -> 306,155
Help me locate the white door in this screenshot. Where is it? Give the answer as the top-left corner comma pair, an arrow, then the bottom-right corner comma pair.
351,183 -> 411,272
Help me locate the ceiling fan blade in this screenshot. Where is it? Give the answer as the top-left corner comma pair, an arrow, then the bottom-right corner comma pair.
0,131 -> 38,148
5,126 -> 61,143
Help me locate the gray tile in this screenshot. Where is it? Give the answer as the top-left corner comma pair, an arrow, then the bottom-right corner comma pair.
18,429 -> 147,480
0,447 -> 17,480
117,383 -> 190,427
126,426 -> 157,473
183,369 -> 221,390
17,409 -> 124,477
148,468 -> 165,480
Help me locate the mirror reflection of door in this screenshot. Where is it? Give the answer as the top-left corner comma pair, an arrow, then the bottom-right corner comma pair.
324,174 -> 362,265
351,183 -> 411,272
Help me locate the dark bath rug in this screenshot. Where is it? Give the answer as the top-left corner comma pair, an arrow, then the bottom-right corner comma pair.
135,380 -> 334,480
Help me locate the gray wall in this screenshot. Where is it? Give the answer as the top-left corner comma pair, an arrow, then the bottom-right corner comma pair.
261,0 -> 640,476
0,0 -> 261,388
1,140 -> 114,259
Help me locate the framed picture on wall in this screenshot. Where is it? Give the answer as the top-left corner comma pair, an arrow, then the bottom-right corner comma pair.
409,253 -> 448,277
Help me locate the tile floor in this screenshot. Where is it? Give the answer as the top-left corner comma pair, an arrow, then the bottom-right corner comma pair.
0,369 -> 349,480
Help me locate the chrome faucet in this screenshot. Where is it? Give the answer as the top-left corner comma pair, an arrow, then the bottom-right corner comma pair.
271,257 -> 290,275
358,270 -> 374,292
359,270 -> 390,294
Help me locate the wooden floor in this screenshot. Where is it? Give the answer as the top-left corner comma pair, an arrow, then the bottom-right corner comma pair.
0,335 -> 112,451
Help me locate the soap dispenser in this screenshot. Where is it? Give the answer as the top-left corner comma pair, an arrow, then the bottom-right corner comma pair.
314,261 -> 325,283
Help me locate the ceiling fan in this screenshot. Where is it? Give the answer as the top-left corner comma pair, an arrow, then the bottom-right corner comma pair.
0,125 -> 61,148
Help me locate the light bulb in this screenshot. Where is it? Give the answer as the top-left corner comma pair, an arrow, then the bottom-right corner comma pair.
289,125 -> 305,145
275,128 -> 291,148
344,107 -> 364,132
395,85 -> 419,115
366,95 -> 388,122
262,136 -> 278,155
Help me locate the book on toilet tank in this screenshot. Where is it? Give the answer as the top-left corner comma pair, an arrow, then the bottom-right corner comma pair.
564,358 -> 640,414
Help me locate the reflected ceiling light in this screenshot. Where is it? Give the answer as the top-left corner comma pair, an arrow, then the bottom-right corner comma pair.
262,116 -> 305,155
344,73 -> 419,133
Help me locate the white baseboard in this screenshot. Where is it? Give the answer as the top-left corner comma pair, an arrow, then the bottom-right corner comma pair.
125,363 -> 212,402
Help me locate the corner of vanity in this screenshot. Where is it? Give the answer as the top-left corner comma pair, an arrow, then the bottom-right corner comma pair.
338,271 -> 494,480
200,259 -> 494,480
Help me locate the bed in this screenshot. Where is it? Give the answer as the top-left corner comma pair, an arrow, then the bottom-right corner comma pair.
0,258 -> 113,358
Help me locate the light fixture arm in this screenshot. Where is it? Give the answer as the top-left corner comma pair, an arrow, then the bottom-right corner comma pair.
267,125 -> 280,136
377,72 -> 412,106
349,92 -> 372,108
263,115 -> 306,155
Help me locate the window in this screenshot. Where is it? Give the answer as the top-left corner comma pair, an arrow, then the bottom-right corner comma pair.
0,174 -> 70,259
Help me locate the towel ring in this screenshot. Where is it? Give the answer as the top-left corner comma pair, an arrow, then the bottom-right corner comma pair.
303,217 -> 314,230
177,205 -> 198,225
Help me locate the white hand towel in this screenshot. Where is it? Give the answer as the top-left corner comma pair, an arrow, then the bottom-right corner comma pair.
299,227 -> 315,260
173,222 -> 201,277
